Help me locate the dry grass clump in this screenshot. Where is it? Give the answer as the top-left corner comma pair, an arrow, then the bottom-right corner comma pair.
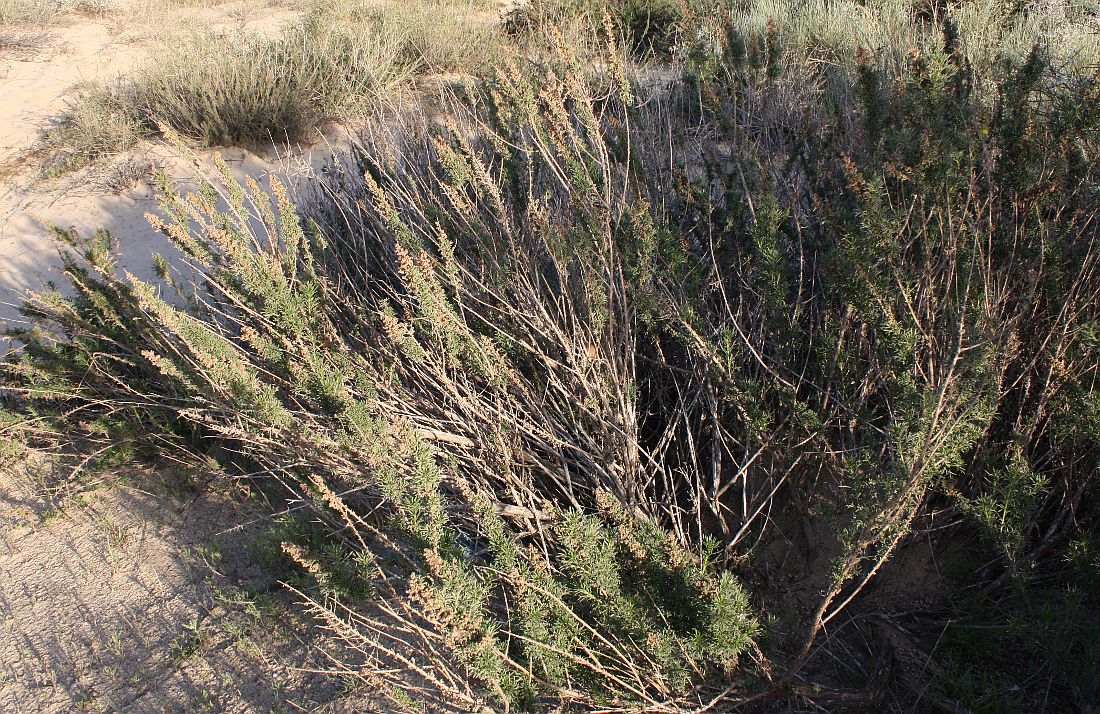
35,17 -> 411,173
303,0 -> 504,75
0,0 -> 63,23
37,90 -> 147,177
92,155 -> 155,194
120,26 -> 408,146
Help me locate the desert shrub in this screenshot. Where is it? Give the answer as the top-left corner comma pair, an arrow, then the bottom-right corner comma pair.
6,3 -> 1100,712
6,40 -> 773,708
37,90 -> 147,177
603,0 -> 683,56
682,11 -> 1099,706
941,580 -> 1100,709
118,25 -> 409,146
506,0 -> 716,57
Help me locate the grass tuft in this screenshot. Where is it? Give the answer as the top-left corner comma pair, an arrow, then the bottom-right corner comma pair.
37,90 -> 146,177
121,25 -> 409,147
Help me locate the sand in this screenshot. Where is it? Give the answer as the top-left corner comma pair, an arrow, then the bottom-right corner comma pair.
0,456 -> 373,712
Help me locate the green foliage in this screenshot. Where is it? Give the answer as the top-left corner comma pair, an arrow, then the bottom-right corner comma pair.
943,584 -> 1100,710
602,0 -> 684,57
0,405 -> 28,460
962,449 -> 1047,563
274,513 -> 376,600
6,2 -> 1100,710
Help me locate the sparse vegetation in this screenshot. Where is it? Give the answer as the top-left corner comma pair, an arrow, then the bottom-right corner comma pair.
117,22 -> 409,146
37,90 -> 146,177
0,0 -> 107,24
4,0 -> 1100,711
0,25 -> 52,57
32,0 -> 507,175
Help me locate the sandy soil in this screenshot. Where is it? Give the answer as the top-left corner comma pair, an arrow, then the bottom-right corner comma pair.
0,456 -> 376,712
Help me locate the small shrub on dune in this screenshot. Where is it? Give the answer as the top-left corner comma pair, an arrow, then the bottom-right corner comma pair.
34,20 -> 410,174
507,0 -> 714,58
306,0 -> 503,75
123,26 -> 409,146
607,0 -> 684,56
38,90 -> 147,177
